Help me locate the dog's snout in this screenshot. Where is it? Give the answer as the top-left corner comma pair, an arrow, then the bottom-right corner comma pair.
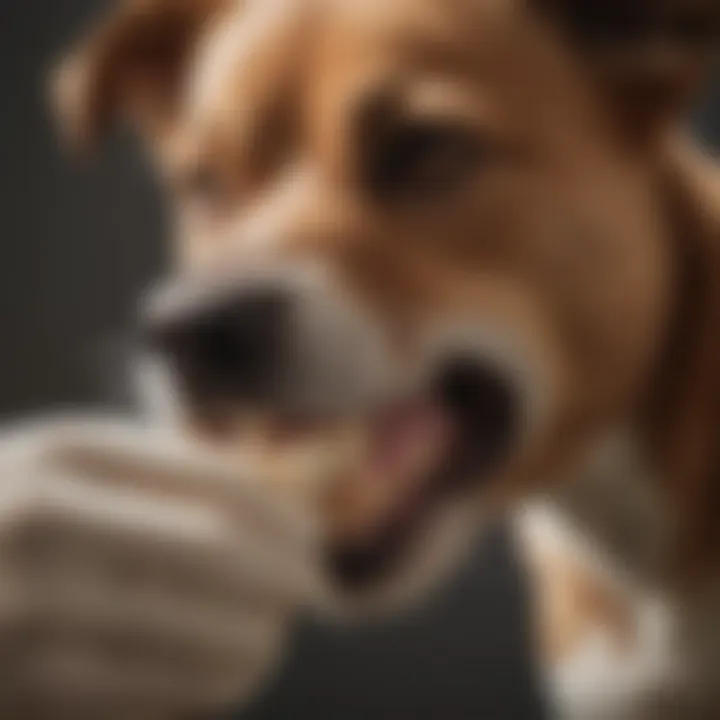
146,284 -> 292,405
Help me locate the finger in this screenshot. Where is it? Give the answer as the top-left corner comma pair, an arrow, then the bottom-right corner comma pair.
14,642 -> 249,717
5,471 -> 323,607
1,583 -> 287,717
39,420 -> 320,545
19,578 -> 288,664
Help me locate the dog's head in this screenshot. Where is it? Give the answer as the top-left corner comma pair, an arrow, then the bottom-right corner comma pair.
54,0 -> 719,606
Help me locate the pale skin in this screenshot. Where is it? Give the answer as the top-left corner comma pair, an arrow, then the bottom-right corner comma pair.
0,418 -> 324,718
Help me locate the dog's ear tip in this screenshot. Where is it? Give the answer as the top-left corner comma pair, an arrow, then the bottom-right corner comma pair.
47,0 -> 232,157
532,0 -> 720,136
48,52 -> 106,157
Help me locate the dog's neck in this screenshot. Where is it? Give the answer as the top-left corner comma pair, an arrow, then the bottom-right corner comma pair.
531,136 -> 720,593
640,135 -> 720,582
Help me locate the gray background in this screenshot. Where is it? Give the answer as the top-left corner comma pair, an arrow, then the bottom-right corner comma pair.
1,2 -> 718,718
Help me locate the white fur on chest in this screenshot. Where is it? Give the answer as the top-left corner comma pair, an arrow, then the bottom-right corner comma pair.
536,431 -> 671,588
518,432 -> 720,719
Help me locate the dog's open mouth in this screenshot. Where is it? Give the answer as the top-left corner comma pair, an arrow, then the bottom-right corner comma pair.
192,357 -> 519,592
326,358 -> 518,590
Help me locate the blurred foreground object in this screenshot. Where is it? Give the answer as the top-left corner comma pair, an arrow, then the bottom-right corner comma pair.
0,418 -> 323,718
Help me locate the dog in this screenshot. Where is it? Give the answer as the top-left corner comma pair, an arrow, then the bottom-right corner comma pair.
44,0 -> 720,717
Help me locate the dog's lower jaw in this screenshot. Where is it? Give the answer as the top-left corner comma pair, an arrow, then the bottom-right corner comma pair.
319,498 -> 485,619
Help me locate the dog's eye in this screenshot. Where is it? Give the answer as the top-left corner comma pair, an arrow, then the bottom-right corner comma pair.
365,122 -> 482,203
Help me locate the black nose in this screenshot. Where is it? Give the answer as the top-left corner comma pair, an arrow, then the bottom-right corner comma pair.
145,286 -> 292,407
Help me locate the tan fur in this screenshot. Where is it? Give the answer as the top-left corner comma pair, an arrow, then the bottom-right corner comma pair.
53,0 -> 720,715
525,531 -> 637,664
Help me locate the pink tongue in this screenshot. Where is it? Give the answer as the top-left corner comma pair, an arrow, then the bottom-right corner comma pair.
328,400 -> 456,544
368,400 -> 455,492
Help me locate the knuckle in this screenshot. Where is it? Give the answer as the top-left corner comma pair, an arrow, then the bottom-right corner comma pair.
32,418 -> 101,466
10,415 -> 126,470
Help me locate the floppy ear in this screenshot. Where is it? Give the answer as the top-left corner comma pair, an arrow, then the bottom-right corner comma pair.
536,0 -> 720,141
52,0 -> 228,150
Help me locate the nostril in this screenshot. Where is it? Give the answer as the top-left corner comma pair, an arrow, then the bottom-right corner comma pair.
145,288 -> 292,404
192,291 -> 288,377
